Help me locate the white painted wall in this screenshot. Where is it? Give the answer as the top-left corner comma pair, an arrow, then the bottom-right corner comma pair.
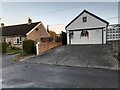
66,12 -> 107,30
68,29 -> 102,44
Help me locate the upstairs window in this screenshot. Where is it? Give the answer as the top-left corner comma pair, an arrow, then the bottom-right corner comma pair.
83,17 -> 87,22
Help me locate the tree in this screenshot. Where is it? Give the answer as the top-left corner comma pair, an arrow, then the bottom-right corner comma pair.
49,31 -> 57,41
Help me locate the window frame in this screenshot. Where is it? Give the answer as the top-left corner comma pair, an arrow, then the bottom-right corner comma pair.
14,36 -> 22,44
3,37 -> 6,42
82,17 -> 87,23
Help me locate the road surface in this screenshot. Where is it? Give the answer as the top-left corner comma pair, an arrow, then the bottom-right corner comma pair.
2,63 -> 118,88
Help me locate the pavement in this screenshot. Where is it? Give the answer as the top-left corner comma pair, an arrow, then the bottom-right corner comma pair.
21,45 -> 119,70
2,63 -> 118,88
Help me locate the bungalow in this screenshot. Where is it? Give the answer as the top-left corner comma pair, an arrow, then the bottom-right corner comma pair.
65,10 -> 109,45
1,18 -> 50,49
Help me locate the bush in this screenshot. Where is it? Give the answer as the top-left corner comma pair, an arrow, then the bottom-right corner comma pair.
55,36 -> 61,42
118,52 -> 120,61
23,40 -> 36,54
2,42 -> 8,53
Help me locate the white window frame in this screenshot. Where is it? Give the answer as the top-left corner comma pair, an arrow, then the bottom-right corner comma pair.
83,17 -> 87,22
14,36 -> 22,44
3,37 -> 6,42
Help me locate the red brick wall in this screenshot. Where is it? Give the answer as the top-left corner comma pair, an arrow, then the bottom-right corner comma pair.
38,42 -> 62,54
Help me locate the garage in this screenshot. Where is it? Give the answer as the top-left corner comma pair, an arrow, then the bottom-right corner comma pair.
65,10 -> 109,45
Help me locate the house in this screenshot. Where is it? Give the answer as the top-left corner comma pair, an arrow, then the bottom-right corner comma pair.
65,10 -> 109,45
1,18 -> 50,49
107,24 -> 120,41
107,24 -> 120,52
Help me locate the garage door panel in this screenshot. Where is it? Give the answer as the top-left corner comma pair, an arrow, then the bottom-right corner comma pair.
71,30 -> 102,44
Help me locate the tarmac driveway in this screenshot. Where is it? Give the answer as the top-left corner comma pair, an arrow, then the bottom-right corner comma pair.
22,45 -> 118,70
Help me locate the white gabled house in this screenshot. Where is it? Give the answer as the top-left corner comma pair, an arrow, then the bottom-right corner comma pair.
65,10 -> 109,45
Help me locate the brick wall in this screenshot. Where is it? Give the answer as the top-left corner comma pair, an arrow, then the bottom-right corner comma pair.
38,42 -> 62,54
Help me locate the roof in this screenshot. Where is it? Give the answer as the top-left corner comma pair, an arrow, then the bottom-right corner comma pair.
2,22 -> 40,36
65,10 -> 109,29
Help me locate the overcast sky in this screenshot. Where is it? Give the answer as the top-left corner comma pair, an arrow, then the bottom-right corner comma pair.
0,1 -> 119,27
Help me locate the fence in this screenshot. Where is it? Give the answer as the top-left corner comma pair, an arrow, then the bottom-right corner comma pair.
37,42 -> 62,54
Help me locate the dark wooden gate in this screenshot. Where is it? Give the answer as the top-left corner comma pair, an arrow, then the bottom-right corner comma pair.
61,31 -> 67,45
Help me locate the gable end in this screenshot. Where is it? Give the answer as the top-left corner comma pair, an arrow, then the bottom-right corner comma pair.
65,10 -> 109,29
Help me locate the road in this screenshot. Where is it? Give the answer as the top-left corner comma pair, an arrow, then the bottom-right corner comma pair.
2,62 -> 118,88
2,54 -> 17,68
1,52 -> 118,88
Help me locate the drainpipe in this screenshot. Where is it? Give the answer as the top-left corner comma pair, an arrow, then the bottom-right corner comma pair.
36,42 -> 40,55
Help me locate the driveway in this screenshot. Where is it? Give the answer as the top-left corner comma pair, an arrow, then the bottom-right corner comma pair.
22,45 -> 118,70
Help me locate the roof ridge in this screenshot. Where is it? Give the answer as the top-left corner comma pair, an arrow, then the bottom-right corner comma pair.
3,21 -> 41,28
83,10 -> 109,24
2,21 -> 41,36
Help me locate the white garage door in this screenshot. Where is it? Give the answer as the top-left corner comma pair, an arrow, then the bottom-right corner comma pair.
71,29 -> 102,44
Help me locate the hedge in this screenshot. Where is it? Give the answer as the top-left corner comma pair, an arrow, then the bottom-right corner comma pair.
118,52 -> 120,61
23,40 -> 36,54
2,42 -> 8,53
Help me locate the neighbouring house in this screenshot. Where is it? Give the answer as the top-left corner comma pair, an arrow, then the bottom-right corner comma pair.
107,24 -> 120,52
65,10 -> 109,45
1,18 -> 50,49
107,24 -> 120,42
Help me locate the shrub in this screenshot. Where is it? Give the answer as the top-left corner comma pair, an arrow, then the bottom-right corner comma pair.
23,40 -> 35,54
55,36 -> 61,42
2,42 -> 7,53
0,43 -> 2,53
118,52 -> 120,61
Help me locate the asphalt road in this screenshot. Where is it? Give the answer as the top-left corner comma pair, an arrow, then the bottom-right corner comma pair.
2,54 -> 17,68
2,62 -> 118,88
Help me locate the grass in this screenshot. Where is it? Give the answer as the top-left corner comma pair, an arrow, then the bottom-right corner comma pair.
113,52 -> 120,61
7,47 -> 34,61
7,48 -> 24,55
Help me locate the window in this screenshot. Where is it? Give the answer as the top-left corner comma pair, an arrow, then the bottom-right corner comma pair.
83,17 -> 87,22
3,37 -> 6,42
109,29 -> 112,33
119,34 -> 120,38
14,36 -> 22,44
41,38 -> 45,42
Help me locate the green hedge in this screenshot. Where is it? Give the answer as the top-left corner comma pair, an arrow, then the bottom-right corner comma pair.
55,36 -> 61,42
23,40 -> 36,54
118,52 -> 120,61
2,42 -> 8,53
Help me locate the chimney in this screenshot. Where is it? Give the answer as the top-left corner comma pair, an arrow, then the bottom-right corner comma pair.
28,18 -> 32,24
1,23 -> 4,28
47,25 -> 49,33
